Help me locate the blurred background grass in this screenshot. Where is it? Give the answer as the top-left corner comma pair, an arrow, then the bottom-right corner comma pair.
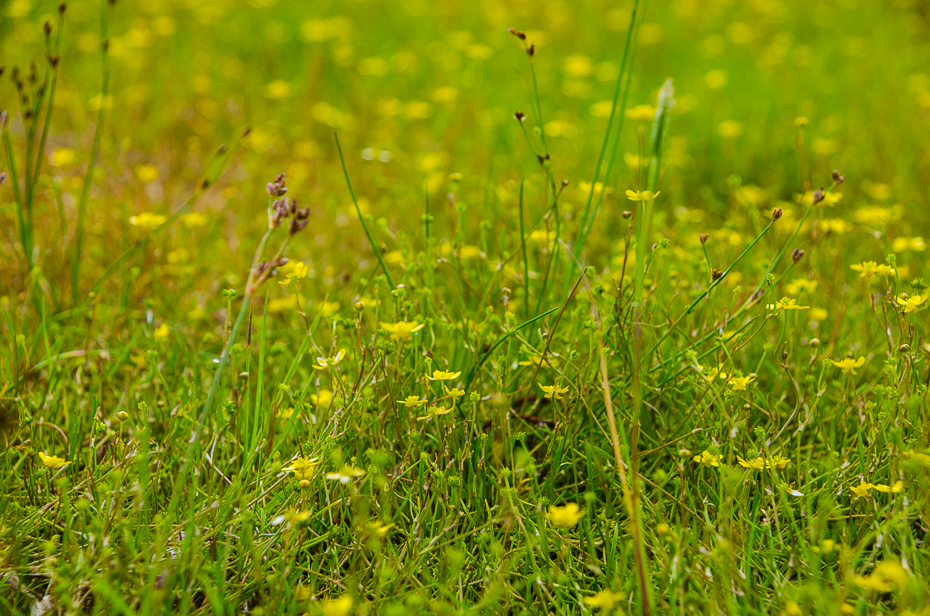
2,0 -> 928,301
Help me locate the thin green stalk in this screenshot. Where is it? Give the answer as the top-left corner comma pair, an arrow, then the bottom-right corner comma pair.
335,132 -> 395,289
573,0 -> 642,257
518,178 -> 530,318
2,128 -> 28,263
28,11 -> 66,207
72,0 -> 113,302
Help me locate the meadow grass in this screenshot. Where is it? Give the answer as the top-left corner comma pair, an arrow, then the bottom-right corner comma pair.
2,0 -> 930,614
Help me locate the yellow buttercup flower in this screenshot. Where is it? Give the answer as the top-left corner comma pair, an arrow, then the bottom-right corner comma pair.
736,455 -> 790,470
428,369 -> 461,381
281,456 -> 317,482
625,189 -> 660,202
830,356 -> 866,375
851,561 -> 909,593
767,297 -> 809,312
583,588 -> 624,610
380,321 -> 425,341
539,383 -> 570,400
129,212 -> 167,230
850,261 -> 894,279
891,236 -> 925,252
318,595 -> 353,616
416,405 -> 454,421
728,375 -> 756,391
693,450 -> 722,467
547,502 -> 584,527
397,395 -> 427,408
38,452 -> 70,470
895,294 -> 925,313
624,104 -> 656,122
278,261 -> 310,286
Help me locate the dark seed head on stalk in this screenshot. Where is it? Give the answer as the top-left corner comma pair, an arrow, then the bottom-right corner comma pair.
514,111 -> 525,121
772,208 -> 783,221
812,187 -> 825,205
507,27 -> 526,40
832,169 -> 845,184
59,3 -> 67,14
792,248 -> 805,263
699,233 -> 709,245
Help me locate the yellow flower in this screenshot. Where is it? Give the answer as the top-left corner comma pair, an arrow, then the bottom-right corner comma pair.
182,211 -> 208,228
873,480 -> 904,493
397,395 -> 427,408
312,389 -> 334,408
702,365 -> 727,383
693,450 -> 722,467
718,120 -> 743,138
444,387 -> 466,400
263,79 -> 293,100
282,456 -> 317,482
625,189 -> 660,201
785,279 -> 819,295
896,294 -> 925,313
539,383 -> 570,400
313,348 -> 346,371
50,148 -> 76,167
736,455 -> 790,470
578,181 -> 613,197
428,369 -> 461,381
38,452 -> 70,469
416,405 -> 454,421
547,502 -> 584,527
325,465 -> 366,484
830,356 -> 866,375
134,164 -> 159,183
624,104 -> 656,122
850,261 -> 894,279
380,321 -> 425,341
277,261 -> 310,286
728,375 -> 756,391
851,561 -> 909,593
850,482 -> 873,499
318,595 -> 353,616
768,297 -> 809,312
891,236 -> 926,252
518,354 -> 549,367
583,588 -> 624,610
358,520 -> 394,538
153,323 -> 170,340
129,212 -> 167,230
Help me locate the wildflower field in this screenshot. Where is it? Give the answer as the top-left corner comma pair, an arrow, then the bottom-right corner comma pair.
2,0 -> 930,613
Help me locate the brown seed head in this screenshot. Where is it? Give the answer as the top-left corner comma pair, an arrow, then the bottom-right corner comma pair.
507,27 -> 526,41
812,187 -> 825,205
792,248 -> 804,263
699,233 -> 709,245
772,207 -> 783,221
527,44 -> 535,57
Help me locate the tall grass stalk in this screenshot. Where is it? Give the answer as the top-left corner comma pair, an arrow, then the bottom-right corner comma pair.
71,0 -> 113,302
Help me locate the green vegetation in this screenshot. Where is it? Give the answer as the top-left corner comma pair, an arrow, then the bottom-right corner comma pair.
2,0 -> 930,614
